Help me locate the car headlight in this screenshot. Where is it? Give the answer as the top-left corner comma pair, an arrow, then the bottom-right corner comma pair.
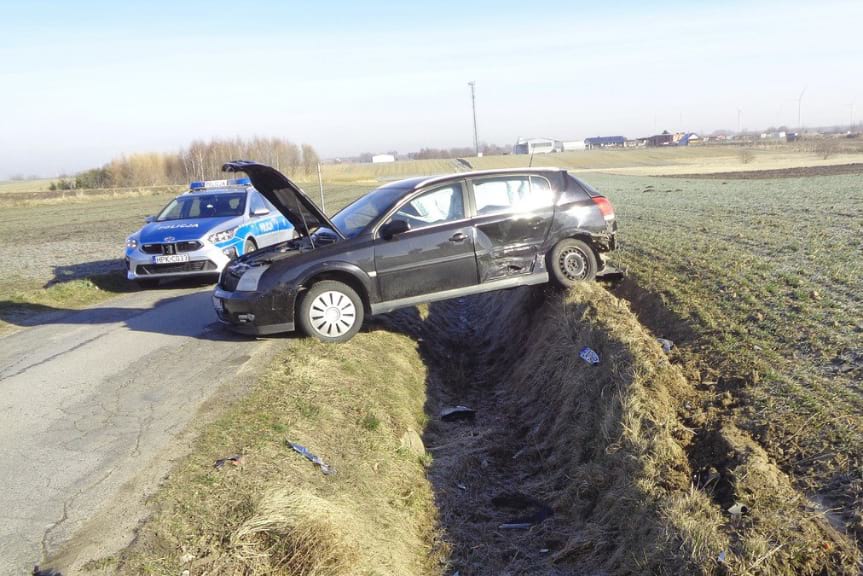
236,264 -> 270,292
208,227 -> 237,244
126,237 -> 138,249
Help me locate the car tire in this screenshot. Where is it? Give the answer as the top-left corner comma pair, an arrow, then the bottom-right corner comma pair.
549,238 -> 597,287
244,238 -> 257,255
298,280 -> 364,343
135,278 -> 160,289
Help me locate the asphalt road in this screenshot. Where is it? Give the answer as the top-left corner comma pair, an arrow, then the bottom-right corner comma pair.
0,285 -> 274,575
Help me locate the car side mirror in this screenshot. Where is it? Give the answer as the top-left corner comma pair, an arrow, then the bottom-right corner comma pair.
144,215 -> 155,223
252,208 -> 271,216
380,219 -> 410,240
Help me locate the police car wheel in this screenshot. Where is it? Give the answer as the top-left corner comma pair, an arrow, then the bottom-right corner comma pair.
244,238 -> 257,254
298,281 -> 364,343
135,278 -> 160,289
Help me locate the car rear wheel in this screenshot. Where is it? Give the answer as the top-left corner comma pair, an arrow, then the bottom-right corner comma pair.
298,281 -> 364,343
549,238 -> 597,287
244,238 -> 257,255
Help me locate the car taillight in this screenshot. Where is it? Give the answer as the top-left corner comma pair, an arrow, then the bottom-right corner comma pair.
592,195 -> 615,220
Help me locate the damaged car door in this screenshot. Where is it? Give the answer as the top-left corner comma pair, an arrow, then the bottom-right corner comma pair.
373,182 -> 479,302
469,174 -> 556,281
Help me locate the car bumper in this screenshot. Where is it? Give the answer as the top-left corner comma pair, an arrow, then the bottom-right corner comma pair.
212,286 -> 297,335
125,243 -> 236,280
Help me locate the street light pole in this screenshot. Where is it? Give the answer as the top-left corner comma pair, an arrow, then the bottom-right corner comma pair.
468,81 -> 478,156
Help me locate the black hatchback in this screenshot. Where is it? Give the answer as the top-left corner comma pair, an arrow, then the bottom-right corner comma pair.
213,161 -> 618,342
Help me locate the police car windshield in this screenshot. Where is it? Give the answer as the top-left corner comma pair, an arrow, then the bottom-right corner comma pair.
156,193 -> 246,221
330,185 -> 408,238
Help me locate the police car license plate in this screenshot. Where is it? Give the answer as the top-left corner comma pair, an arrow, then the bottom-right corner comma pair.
154,254 -> 190,264
212,296 -> 224,312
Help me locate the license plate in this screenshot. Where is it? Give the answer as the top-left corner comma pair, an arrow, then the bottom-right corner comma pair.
154,254 -> 190,264
212,296 -> 224,312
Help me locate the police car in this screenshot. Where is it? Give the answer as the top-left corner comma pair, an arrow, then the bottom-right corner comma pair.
124,178 -> 294,287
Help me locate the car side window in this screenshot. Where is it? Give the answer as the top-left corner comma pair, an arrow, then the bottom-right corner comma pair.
388,184 -> 465,230
473,176 -> 553,214
472,176 -> 529,215
249,192 -> 268,215
528,176 -> 555,208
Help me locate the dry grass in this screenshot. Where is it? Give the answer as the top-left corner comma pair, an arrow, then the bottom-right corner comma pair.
116,331 -> 441,575
412,283 -> 860,574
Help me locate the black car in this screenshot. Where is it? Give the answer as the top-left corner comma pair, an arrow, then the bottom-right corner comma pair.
213,161 -> 618,342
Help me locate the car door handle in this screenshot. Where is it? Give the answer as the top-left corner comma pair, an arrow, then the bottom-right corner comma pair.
449,232 -> 468,243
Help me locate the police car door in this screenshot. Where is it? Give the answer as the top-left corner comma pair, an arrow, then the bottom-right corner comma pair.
250,191 -> 284,247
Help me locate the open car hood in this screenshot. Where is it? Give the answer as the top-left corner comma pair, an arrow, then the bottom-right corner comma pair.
222,161 -> 344,240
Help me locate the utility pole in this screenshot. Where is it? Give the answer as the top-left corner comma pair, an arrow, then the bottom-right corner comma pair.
317,163 -> 325,212
468,81 -> 478,156
797,87 -> 807,132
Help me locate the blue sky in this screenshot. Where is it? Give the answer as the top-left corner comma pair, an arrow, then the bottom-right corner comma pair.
1,0 -> 861,178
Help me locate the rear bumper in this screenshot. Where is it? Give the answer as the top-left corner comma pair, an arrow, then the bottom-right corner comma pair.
212,286 -> 297,335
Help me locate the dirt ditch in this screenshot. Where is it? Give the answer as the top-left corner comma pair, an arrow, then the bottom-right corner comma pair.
83,280 -> 860,575
375,282 -> 861,575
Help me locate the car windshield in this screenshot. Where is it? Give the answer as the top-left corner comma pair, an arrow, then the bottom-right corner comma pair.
329,185 -> 408,238
156,192 -> 246,221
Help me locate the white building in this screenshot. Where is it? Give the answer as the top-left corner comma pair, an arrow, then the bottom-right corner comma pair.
513,138 -> 563,155
372,154 -> 395,163
562,140 -> 586,151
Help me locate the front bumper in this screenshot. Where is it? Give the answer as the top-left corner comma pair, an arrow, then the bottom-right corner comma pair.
212,286 -> 297,336
125,243 -> 236,280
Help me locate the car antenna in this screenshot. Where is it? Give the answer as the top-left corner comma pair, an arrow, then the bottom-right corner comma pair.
293,191 -> 315,249
529,152 -> 534,168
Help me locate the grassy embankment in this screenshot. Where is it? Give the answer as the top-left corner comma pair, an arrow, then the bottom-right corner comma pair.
594,170 -> 863,561
76,280 -> 859,575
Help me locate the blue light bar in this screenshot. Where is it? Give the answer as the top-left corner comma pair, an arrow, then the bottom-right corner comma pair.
189,177 -> 251,190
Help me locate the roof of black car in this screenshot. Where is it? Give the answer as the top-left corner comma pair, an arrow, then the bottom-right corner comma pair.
384,168 -> 565,191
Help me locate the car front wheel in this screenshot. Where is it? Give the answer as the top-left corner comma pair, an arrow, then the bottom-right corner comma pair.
298,281 -> 364,343
549,238 -> 597,287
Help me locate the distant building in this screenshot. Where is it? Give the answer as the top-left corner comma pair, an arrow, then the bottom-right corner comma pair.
371,154 -> 395,163
640,131 -> 700,146
562,140 -> 586,151
584,136 -> 626,149
513,138 -> 563,154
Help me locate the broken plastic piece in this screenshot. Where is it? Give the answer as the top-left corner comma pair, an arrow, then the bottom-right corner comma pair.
289,441 -> 333,475
213,454 -> 244,469
492,492 -> 553,529
33,568 -> 63,576
457,483 -> 467,491
440,405 -> 476,422
657,338 -> 674,352
718,550 -> 726,563
727,502 -> 749,516
579,346 -> 600,366
499,522 -> 533,530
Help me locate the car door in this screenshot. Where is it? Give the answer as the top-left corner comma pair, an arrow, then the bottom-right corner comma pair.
374,182 -> 478,302
248,191 -> 280,246
468,174 -> 556,282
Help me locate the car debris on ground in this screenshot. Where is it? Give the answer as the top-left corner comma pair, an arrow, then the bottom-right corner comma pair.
657,338 -> 674,352
579,346 -> 601,365
288,441 -> 333,475
213,454 -> 245,469
440,405 -> 477,422
727,502 -> 749,516
492,492 -> 554,529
